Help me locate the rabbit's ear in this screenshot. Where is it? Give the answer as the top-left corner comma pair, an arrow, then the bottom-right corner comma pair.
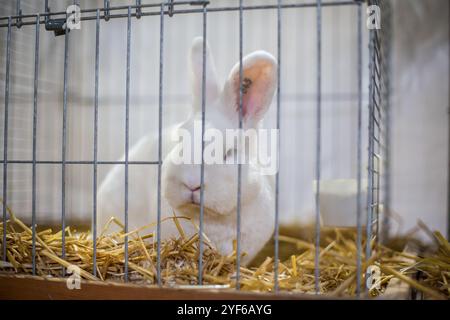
190,37 -> 220,109
222,51 -> 277,127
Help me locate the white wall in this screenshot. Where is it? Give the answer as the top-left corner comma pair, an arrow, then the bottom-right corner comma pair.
0,0 -> 448,238
389,0 -> 449,236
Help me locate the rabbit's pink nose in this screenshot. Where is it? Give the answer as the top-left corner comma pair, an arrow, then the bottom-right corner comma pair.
189,185 -> 201,192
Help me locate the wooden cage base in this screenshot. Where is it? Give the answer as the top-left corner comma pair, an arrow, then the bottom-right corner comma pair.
0,274 -> 321,300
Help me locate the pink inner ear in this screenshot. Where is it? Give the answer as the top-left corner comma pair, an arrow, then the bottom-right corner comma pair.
236,81 -> 261,120
242,94 -> 256,118
236,71 -> 269,120
233,59 -> 276,122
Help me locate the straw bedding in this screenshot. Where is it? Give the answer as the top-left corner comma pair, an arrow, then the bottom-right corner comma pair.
0,205 -> 449,299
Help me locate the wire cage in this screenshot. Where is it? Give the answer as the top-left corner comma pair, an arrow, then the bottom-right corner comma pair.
1,0 -> 447,300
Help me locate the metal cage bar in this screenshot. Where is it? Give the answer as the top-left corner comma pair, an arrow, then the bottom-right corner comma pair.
16,0 -> 22,28
61,13 -> 69,277
379,0 -> 393,244
198,3 -> 207,286
273,0 -> 282,293
92,8 -> 100,278
31,14 -> 40,276
367,48 -> 383,246
124,5 -> 132,282
104,0 -> 110,21
365,0 -> 386,295
2,17 -> 11,263
356,1 -> 363,297
44,0 -> 49,23
365,20 -> 376,272
156,2 -> 165,286
314,0 -> 322,295
136,0 -> 142,19
235,0 -> 243,291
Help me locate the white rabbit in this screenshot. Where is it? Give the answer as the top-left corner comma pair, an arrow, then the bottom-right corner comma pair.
97,37 -> 277,265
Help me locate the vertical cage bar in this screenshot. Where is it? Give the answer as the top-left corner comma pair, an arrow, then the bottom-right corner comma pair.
273,0 -> 282,293
374,45 -> 381,250
2,17 -> 11,262
16,0 -> 22,28
31,14 -> 40,276
365,21 -> 376,294
314,0 -> 322,295
104,0 -> 110,21
381,0 -> 392,244
136,0 -> 142,19
375,142 -> 381,244
92,9 -> 100,277
198,3 -> 208,285
61,15 -> 70,277
168,0 -> 175,17
124,6 -> 132,282
235,0 -> 243,290
156,2 -> 165,286
355,2 -> 363,297
44,0 -> 49,24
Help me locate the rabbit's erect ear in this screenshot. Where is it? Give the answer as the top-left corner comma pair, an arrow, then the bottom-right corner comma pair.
222,51 -> 277,126
190,37 -> 220,109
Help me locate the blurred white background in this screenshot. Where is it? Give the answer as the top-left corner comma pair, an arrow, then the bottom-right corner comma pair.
0,0 -> 448,238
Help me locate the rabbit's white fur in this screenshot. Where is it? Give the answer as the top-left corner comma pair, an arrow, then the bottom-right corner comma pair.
98,37 -> 277,265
